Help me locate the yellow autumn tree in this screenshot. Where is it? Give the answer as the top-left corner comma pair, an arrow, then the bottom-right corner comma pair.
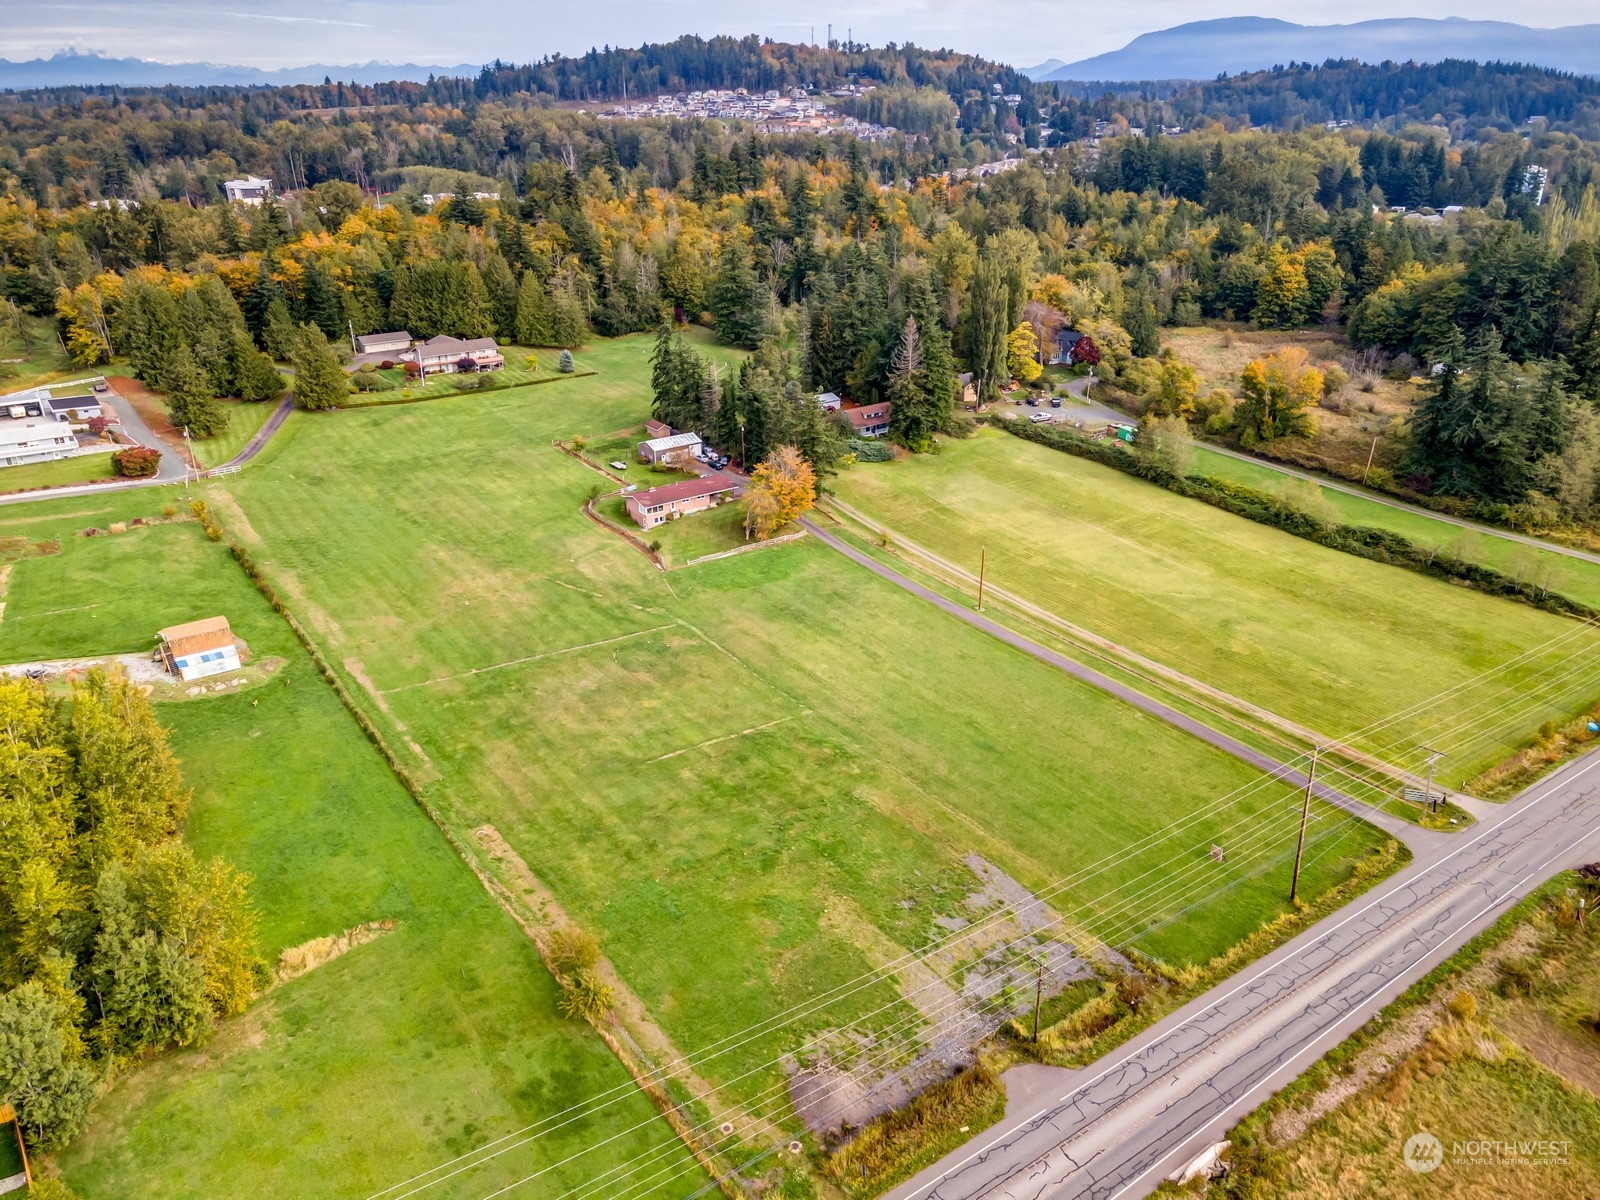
1235,347 -> 1323,446
1006,323 -> 1043,383
743,445 -> 816,540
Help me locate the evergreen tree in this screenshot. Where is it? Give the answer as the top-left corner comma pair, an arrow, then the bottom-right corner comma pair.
389,260 -> 495,339
289,325 -> 348,411
966,256 -> 1010,403
233,332 -> 286,402
161,346 -> 225,437
241,256 -> 286,345
649,324 -> 706,432
69,667 -> 187,874
0,980 -> 96,1149
262,297 -> 297,361
247,199 -> 290,251
299,261 -> 344,341
481,253 -> 519,342
887,316 -> 937,449
514,271 -> 552,345
544,277 -> 589,348
710,239 -> 766,349
120,278 -> 184,385
1124,272 -> 1161,357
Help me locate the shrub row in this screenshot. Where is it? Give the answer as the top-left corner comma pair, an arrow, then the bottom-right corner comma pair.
992,416 -> 1600,622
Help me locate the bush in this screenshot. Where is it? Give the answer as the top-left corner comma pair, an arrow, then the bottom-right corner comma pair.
111,446 -> 160,477
525,353 -> 540,371
558,350 -> 575,373
847,438 -> 895,463
940,409 -> 978,439
547,926 -> 600,977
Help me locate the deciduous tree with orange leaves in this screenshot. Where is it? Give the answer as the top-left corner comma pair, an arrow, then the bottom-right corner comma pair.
743,445 -> 815,540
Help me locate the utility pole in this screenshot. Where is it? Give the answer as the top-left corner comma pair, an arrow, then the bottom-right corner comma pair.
1289,747 -> 1319,904
1422,746 -> 1445,813
1362,434 -> 1379,485
348,318 -> 357,355
182,425 -> 192,495
1032,953 -> 1044,1042
977,546 -> 987,612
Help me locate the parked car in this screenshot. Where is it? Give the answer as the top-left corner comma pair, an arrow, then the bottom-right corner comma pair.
1029,412 -> 1052,424
1050,397 -> 1062,408
609,460 -> 628,470
92,379 -> 109,393
1025,396 -> 1039,407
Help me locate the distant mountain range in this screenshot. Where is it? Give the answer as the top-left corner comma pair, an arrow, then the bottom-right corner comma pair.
0,51 -> 479,90
1022,18 -> 1600,83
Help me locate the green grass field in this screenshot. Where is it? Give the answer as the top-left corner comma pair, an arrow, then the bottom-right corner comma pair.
209,332 -> 1392,1123
0,452 -> 117,493
0,494 -> 699,1200
1190,444 -> 1600,609
190,399 -> 278,468
830,429 -> 1600,785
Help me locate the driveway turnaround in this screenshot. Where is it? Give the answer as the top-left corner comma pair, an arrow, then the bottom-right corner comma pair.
882,747 -> 1600,1200
800,517 -> 1426,849
0,394 -> 293,507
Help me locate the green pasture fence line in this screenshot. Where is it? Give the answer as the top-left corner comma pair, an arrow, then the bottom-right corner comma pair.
990,416 -> 1600,623
341,369 -> 598,409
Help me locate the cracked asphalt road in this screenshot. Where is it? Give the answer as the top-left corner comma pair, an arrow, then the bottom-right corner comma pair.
885,748 -> 1600,1200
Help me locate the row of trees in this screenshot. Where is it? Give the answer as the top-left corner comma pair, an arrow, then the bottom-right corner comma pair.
0,668 -> 264,1151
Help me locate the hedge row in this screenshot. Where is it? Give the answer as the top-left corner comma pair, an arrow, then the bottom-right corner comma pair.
992,416 -> 1600,621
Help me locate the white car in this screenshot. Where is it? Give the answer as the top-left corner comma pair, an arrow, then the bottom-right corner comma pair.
609,460 -> 628,470
1029,412 -> 1053,424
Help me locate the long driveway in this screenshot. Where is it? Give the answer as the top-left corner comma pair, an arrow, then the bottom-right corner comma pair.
884,747 -> 1600,1200
1198,441 -> 1600,569
799,517 -> 1426,849
0,394 -> 293,507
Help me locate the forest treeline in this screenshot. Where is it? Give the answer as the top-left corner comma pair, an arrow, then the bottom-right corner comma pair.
3,44 -> 1600,529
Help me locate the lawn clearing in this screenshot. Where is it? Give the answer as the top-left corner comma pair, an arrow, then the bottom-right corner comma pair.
1189,444 -> 1600,609
0,451 -> 117,493
190,398 -> 277,468
830,428 -> 1600,785
0,493 -> 701,1200
208,331 -> 1394,1128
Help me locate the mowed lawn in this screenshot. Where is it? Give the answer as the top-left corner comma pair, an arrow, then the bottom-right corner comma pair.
0,495 -> 699,1200
831,429 -> 1600,784
1189,444 -> 1600,610
215,333 -> 1392,1113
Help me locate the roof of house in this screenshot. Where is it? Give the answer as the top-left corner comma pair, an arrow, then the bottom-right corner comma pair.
0,418 -> 76,449
639,432 -> 703,453
630,474 -> 741,506
412,335 -> 501,357
1057,329 -> 1083,345
817,391 -> 842,406
843,402 -> 892,427
157,615 -> 235,659
356,331 -> 411,351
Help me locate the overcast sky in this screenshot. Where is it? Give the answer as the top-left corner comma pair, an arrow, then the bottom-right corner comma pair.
5,1 -> 1597,70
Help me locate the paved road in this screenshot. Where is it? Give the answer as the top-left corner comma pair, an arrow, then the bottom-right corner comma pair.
800,517 -> 1425,849
0,394 -> 294,507
1198,441 -> 1600,569
884,747 -> 1600,1200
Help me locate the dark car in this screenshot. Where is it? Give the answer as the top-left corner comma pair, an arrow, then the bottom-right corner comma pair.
1050,397 -> 1062,408
1025,396 -> 1039,407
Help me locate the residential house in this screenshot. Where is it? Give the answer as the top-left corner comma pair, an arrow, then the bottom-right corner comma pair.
637,431 -> 702,465
407,335 -> 505,373
156,616 -> 242,682
223,176 -> 274,205
842,401 -> 892,438
1053,329 -> 1084,365
1,387 -> 103,423
355,331 -> 412,357
625,474 -> 742,530
0,418 -> 78,467
958,372 -> 978,407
